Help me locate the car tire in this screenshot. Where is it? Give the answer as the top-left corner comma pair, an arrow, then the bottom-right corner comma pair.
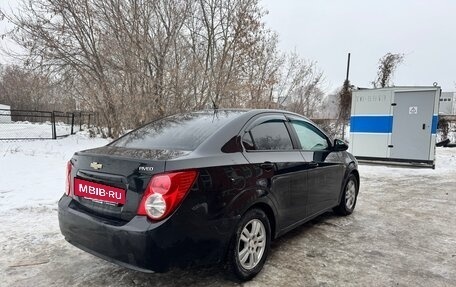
228,208 -> 271,281
333,174 -> 358,216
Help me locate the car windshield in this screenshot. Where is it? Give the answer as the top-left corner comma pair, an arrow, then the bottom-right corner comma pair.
110,110 -> 246,151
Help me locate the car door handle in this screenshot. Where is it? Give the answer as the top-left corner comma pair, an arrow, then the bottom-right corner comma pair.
306,161 -> 319,168
260,162 -> 274,171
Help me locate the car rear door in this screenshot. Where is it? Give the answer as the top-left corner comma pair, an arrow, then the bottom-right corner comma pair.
286,116 -> 346,217
240,113 -> 309,229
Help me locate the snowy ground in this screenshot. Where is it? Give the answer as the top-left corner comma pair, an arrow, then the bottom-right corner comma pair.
437,130 -> 456,144
1,130 -> 455,286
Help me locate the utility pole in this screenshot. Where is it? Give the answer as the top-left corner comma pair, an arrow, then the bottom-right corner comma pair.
341,52 -> 351,140
346,53 -> 351,81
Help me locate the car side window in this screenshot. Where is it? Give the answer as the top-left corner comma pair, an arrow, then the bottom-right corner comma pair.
242,131 -> 255,151
290,120 -> 329,151
243,120 -> 293,151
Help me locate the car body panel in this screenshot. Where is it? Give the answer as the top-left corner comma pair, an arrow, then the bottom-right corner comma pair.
241,150 -> 309,231
301,150 -> 346,217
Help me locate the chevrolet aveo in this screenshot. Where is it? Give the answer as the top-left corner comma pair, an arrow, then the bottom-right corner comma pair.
58,109 -> 359,281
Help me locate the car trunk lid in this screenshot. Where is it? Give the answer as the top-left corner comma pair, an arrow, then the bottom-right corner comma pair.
70,146 -> 190,222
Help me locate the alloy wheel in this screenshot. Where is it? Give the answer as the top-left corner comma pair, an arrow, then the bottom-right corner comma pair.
345,179 -> 356,209
237,219 -> 266,270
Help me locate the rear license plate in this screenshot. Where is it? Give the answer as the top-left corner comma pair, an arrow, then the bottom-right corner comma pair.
74,178 -> 126,205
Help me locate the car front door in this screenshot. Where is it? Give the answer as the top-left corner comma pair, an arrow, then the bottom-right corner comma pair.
287,116 -> 346,217
241,114 -> 309,229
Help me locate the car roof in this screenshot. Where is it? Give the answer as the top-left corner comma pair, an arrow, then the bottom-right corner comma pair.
110,108 -> 316,157
188,108 -> 310,120
191,108 -> 312,154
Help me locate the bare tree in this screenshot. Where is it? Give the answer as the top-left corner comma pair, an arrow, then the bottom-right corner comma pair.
372,52 -> 404,88
338,79 -> 352,121
0,65 -> 70,111
2,0 -> 325,137
242,30 -> 282,108
184,0 -> 274,109
275,52 -> 324,117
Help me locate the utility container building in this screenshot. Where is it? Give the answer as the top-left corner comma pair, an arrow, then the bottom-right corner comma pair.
439,92 -> 455,115
349,86 -> 440,168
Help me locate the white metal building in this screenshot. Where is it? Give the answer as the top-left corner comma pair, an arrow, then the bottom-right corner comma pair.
349,86 -> 440,168
0,104 -> 12,123
439,92 -> 455,115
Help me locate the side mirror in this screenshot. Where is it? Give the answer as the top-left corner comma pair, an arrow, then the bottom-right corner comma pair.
333,139 -> 348,151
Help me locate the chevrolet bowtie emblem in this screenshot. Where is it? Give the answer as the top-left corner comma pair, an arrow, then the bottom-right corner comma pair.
90,162 -> 103,170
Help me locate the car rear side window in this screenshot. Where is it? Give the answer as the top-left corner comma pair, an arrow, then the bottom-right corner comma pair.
290,120 -> 329,151
111,111 -> 245,151
246,120 -> 293,151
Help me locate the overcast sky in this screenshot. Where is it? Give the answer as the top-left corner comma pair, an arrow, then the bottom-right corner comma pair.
262,0 -> 456,93
1,0 -> 455,93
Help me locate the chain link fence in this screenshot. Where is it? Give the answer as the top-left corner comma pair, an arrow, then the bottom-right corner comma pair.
0,109 -> 97,140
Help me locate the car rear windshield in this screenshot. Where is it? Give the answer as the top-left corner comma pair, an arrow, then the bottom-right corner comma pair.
110,110 -> 246,151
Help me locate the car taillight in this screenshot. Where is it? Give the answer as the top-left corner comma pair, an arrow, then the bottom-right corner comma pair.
65,160 -> 73,196
137,170 -> 198,221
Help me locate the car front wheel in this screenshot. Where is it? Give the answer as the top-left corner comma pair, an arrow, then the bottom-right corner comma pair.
334,174 -> 359,216
228,208 -> 271,281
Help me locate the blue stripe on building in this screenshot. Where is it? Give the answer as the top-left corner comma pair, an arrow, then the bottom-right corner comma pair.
350,116 -> 393,133
350,115 -> 439,134
431,115 -> 438,134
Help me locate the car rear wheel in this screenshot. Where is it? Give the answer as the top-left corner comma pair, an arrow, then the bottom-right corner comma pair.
334,174 -> 358,216
228,208 -> 271,281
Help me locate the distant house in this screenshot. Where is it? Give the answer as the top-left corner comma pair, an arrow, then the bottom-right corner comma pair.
0,104 -> 12,123
439,92 -> 456,115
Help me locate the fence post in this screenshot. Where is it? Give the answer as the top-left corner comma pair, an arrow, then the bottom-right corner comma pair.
79,111 -> 82,131
88,114 -> 91,128
51,111 -> 57,139
71,113 -> 75,134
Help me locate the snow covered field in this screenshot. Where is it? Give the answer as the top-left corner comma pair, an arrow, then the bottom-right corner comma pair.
0,121 -> 79,139
0,129 -> 455,286
0,131 -> 110,211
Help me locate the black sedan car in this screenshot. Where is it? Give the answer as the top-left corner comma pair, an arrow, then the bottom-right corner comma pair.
59,109 -> 359,281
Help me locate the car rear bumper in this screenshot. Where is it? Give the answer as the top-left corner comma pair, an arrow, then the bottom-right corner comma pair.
58,195 -> 237,272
